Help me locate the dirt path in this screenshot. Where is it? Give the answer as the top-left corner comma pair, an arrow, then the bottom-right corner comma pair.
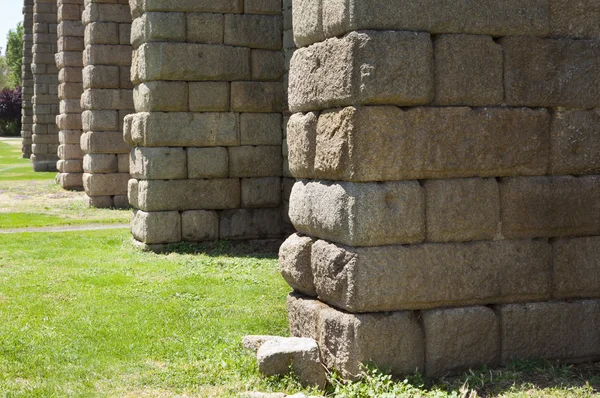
0,224 -> 129,234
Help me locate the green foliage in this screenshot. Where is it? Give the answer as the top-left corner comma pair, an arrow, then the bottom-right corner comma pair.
0,56 -> 9,90
5,22 -> 23,88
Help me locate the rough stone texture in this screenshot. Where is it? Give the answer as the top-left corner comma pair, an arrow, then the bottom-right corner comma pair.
550,0 -> 600,38
287,106 -> 550,182
287,292 -> 424,379
504,36 -> 600,108
242,335 -> 282,353
500,176 -> 600,239
257,337 -> 327,388
289,180 -> 424,246
309,239 -> 551,312
423,306 -> 499,377
131,210 -> 181,244
181,210 -> 219,242
424,178 -> 500,243
286,112 -> 317,178
551,109 -> 600,176
500,301 -> 600,364
293,0 -> 550,48
219,209 -> 283,240
279,233 -> 316,296
288,31 -> 434,112
434,34 -> 503,106
553,237 -> 600,299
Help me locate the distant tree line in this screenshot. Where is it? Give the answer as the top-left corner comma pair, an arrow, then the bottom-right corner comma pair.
0,22 -> 23,136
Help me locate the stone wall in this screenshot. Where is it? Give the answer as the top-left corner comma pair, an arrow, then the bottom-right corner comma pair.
31,0 -> 59,171
81,0 -> 133,208
282,0 -> 600,378
55,0 -> 84,189
21,0 -> 34,159
126,0 -> 287,248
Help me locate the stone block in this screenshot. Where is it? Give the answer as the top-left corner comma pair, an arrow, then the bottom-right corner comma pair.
257,337 -> 326,388
132,43 -> 250,83
553,237 -> 600,299
83,3 -> 131,24
84,22 -> 119,46
241,177 -> 282,208
425,178 -> 500,243
310,238 -> 551,312
130,0 -> 243,16
128,178 -> 139,209
434,34 -> 503,106
219,209 -> 282,239
136,179 -> 240,211
188,82 -> 230,112
131,12 -> 185,48
81,89 -> 134,110
317,107 -> 549,181
83,65 -> 120,89
290,180 -> 424,246
551,109 -> 600,176
81,110 -> 118,131
117,153 -> 129,173
293,0 -> 550,48
240,113 -> 282,145
57,159 -> 83,173
228,146 -> 282,177
56,114 -> 82,130
85,195 -> 114,209
287,293 -> 424,379
82,172 -> 129,196
224,14 -> 282,50
133,81 -> 188,112
181,210 -> 219,242
286,112 -> 317,179
80,131 -> 131,154
550,0 -> 600,38
83,44 -> 132,67
186,13 -> 224,44
504,36 -> 600,108
57,143 -> 83,160
130,147 -> 187,180
423,306 -> 499,377
279,234 -> 317,297
500,301 -> 600,363
128,112 -> 239,147
251,50 -> 285,81
83,153 -> 118,173
56,173 -> 83,190
187,147 -> 228,179
231,82 -> 284,113
289,31 -> 434,112
131,210 -> 182,244
500,176 -> 600,239
245,0 -> 282,14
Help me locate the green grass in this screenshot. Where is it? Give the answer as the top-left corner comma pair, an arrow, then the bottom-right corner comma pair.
0,212 -> 128,229
0,140 -> 56,181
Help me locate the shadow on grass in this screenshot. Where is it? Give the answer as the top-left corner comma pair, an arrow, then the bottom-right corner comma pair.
143,239 -> 281,260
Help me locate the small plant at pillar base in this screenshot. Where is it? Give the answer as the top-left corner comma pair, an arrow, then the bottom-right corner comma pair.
0,86 -> 21,136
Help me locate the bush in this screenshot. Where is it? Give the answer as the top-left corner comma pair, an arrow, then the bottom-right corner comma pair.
0,86 -> 21,136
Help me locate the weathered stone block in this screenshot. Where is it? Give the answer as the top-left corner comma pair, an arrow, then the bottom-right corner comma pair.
188,82 -> 230,112
434,34 -> 503,106
425,178 -> 500,243
219,208 -> 283,239
56,173 -> 83,190
423,306 -> 499,377
131,12 -> 185,48
83,153 -> 118,173
187,147 -> 229,179
289,31 -> 434,112
290,180 -> 424,246
224,14 -> 282,50
251,50 -> 285,81
500,301 -> 600,363
130,147 -> 187,180
240,113 -> 282,145
504,36 -> 600,108
80,131 -> 130,154
83,65 -> 120,89
245,0 -> 282,15
286,112 -> 317,179
185,13 -> 224,44
311,106 -> 549,182
81,110 -> 118,131
83,44 -> 132,67
550,0 -> 600,38
181,210 -> 219,242
128,112 -> 239,147
293,0 -> 550,48
279,234 -> 317,297
553,237 -> 600,299
310,239 -> 551,312
81,89 -> 134,110
132,43 -> 250,83
229,146 -> 282,177
84,22 -> 119,46
131,210 -> 181,244
241,177 -> 282,208
130,0 -> 243,16
231,82 -> 284,113
551,109 -> 600,176
133,81 -> 188,112
287,293 -> 424,379
136,179 -> 240,211
82,172 -> 129,196
500,176 -> 600,239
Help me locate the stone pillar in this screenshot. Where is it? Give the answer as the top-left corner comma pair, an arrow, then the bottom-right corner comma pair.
55,0 -> 84,189
126,1 -> 286,248
21,0 -> 34,159
282,0 -> 600,378
281,0 -> 295,232
31,0 -> 60,171
81,0 -> 133,208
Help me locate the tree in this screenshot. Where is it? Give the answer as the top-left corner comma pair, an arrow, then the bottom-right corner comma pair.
0,53 -> 9,90
5,23 -> 23,88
